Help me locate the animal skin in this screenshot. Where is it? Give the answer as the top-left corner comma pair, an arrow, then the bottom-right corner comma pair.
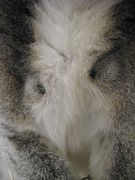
0,0 -> 135,179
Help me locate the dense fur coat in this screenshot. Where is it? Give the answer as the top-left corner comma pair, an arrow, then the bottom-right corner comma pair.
0,0 -> 135,179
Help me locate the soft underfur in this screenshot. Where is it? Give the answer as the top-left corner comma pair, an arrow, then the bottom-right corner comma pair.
0,0 -> 135,179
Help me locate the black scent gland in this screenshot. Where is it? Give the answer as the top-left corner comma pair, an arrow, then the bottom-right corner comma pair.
90,68 -> 97,79
37,84 -> 46,95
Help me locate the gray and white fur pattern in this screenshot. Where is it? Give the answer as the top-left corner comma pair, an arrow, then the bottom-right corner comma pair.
0,0 -> 135,179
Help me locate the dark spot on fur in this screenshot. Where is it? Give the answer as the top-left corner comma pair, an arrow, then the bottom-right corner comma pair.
37,84 -> 46,95
89,68 -> 97,80
82,175 -> 91,180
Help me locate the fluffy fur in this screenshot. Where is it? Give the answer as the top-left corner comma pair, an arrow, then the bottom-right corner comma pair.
0,0 -> 135,179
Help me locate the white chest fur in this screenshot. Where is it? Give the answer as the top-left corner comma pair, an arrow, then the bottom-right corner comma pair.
29,0 -> 118,177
